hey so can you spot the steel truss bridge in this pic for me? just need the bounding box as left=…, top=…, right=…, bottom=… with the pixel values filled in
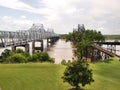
left=91, top=42, right=120, bottom=61
left=0, top=24, right=59, bottom=53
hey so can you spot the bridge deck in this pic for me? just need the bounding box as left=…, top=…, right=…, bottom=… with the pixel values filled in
left=96, top=42, right=120, bottom=45
left=91, top=44, right=120, bottom=58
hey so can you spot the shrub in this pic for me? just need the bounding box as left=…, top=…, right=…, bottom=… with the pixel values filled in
left=15, top=49, right=24, bottom=53
left=61, top=59, right=67, bottom=65
left=7, top=53, right=26, bottom=63
left=16, top=49, right=30, bottom=57
left=1, top=49, right=13, bottom=63
left=27, top=54, right=39, bottom=62
left=67, top=60, right=71, bottom=65
left=48, top=57, right=55, bottom=63
left=40, top=52, right=49, bottom=62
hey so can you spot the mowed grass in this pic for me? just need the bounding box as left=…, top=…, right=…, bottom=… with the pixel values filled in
left=0, top=58, right=120, bottom=90
left=85, top=58, right=120, bottom=90
left=0, top=63, right=69, bottom=90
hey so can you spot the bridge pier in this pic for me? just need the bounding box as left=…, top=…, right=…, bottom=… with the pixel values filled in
left=47, top=38, right=52, bottom=47
left=47, top=37, right=59, bottom=47
left=91, top=45, right=113, bottom=62
left=101, top=52, right=110, bottom=60
left=32, top=40, right=43, bottom=53
left=91, top=48, right=102, bottom=61
left=12, top=44, right=29, bottom=52
left=107, top=45, right=116, bottom=54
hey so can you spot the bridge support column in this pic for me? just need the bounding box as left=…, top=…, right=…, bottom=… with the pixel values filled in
left=47, top=37, right=59, bottom=47
left=32, top=40, right=43, bottom=54
left=12, top=44, right=29, bottom=53
left=107, top=45, right=116, bottom=54
left=91, top=48, right=94, bottom=62
left=25, top=44, right=29, bottom=52
left=12, top=46, right=16, bottom=51
left=91, top=48, right=102, bottom=62
left=47, top=38, right=51, bottom=47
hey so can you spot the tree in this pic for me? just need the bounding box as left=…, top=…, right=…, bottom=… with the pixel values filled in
left=62, top=29, right=99, bottom=89
left=83, top=30, right=105, bottom=42
left=76, top=40, right=92, bottom=59
left=15, top=49, right=24, bottom=53
left=27, top=51, right=42, bottom=62
left=62, top=59, right=94, bottom=90
left=40, top=52, right=49, bottom=62
left=7, top=53, right=27, bottom=63
left=1, top=49, right=13, bottom=62
left=61, top=59, right=67, bottom=65
left=66, top=32, right=83, bottom=45
left=15, top=49, right=30, bottom=57
left=27, top=51, right=54, bottom=63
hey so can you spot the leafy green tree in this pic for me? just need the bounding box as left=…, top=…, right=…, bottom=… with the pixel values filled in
left=15, top=49, right=24, bottom=53
left=1, top=49, right=12, bottom=58
left=27, top=51, right=41, bottom=62
left=66, top=30, right=105, bottom=44
left=76, top=40, right=92, bottom=59
left=83, top=30, right=105, bottom=42
left=61, top=59, right=67, bottom=65
left=15, top=49, right=30, bottom=57
left=66, top=32, right=83, bottom=45
left=62, top=29, right=101, bottom=89
left=7, top=53, right=26, bottom=63
left=1, top=49, right=13, bottom=62
left=27, top=51, right=54, bottom=63
left=48, top=57, right=55, bottom=63
left=40, top=52, right=55, bottom=63
left=62, top=59, right=94, bottom=90
left=40, top=52, right=49, bottom=62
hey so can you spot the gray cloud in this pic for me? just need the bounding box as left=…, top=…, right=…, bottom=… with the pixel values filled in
left=0, top=0, right=120, bottom=34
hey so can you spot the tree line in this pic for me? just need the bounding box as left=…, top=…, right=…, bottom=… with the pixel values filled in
left=0, top=49, right=54, bottom=63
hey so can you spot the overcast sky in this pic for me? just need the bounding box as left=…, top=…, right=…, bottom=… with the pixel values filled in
left=0, top=0, right=120, bottom=34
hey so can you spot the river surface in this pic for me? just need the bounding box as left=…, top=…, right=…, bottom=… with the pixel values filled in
left=47, top=39, right=74, bottom=64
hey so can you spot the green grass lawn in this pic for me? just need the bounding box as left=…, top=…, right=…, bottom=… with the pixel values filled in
left=0, top=63, right=69, bottom=90
left=86, top=58, right=120, bottom=90
left=0, top=58, right=120, bottom=90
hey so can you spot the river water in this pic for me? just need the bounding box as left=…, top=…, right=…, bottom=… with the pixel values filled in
left=47, top=39, right=74, bottom=64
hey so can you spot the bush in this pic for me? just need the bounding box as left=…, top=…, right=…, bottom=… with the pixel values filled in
left=16, top=49, right=30, bottom=57
left=48, top=57, right=55, bottom=63
left=7, top=53, right=27, bottom=63
left=61, top=59, right=67, bottom=65
left=15, top=49, right=24, bottom=53
left=61, top=60, right=72, bottom=65
left=1, top=49, right=54, bottom=63
left=1, top=49, right=13, bottom=63
left=40, top=52, right=49, bottom=62
left=28, top=51, right=54, bottom=63
left=67, top=60, right=71, bottom=65
left=27, top=54, right=39, bottom=62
